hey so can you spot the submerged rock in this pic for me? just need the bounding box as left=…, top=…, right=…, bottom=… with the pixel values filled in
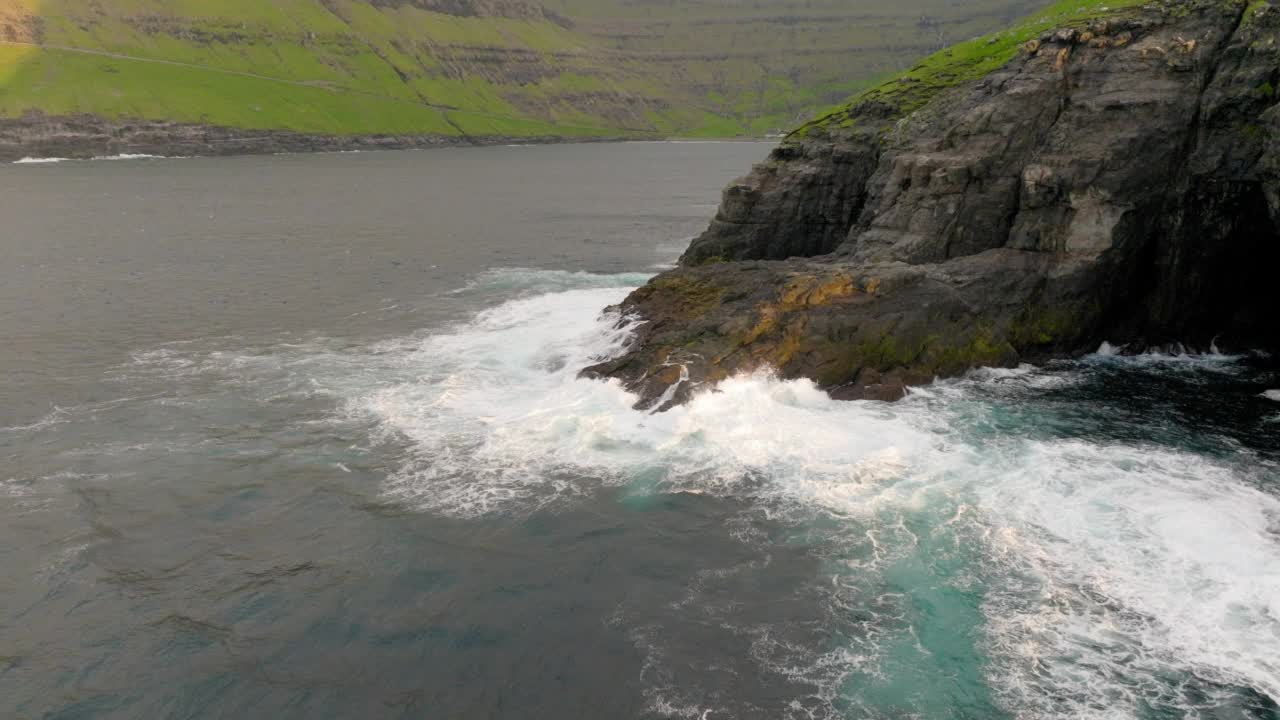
left=586, top=0, right=1280, bottom=409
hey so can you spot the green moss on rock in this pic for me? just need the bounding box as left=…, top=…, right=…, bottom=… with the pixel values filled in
left=1008, top=303, right=1098, bottom=349
left=637, top=274, right=728, bottom=321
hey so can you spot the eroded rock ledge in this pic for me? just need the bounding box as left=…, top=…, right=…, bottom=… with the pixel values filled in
left=586, top=0, right=1280, bottom=408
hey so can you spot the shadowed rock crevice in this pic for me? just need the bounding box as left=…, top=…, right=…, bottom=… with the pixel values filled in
left=587, top=0, right=1280, bottom=409
left=679, top=133, right=885, bottom=265
left=1132, top=179, right=1280, bottom=347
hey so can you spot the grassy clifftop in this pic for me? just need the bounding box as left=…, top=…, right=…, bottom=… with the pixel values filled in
left=1, top=0, right=1054, bottom=140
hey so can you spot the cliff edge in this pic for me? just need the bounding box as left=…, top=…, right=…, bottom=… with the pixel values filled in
left=586, top=0, right=1280, bottom=408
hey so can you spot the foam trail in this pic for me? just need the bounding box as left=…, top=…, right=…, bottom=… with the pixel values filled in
left=975, top=440, right=1280, bottom=717
left=0, top=407, right=72, bottom=433
left=1263, top=389, right=1280, bottom=402
left=13, top=153, right=179, bottom=165
left=92, top=153, right=175, bottom=161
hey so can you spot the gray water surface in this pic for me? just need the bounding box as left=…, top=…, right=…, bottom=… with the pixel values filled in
left=1, top=143, right=767, bottom=718
left=1, top=143, right=736, bottom=423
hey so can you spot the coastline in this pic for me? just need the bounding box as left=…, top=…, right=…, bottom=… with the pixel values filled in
left=0, top=113, right=659, bottom=163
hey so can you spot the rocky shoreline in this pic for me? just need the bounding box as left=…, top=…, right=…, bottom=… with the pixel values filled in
left=586, top=0, right=1280, bottom=408
left=0, top=113, right=632, bottom=162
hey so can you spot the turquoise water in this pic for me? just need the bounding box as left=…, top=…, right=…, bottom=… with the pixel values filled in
left=2, top=145, right=1278, bottom=719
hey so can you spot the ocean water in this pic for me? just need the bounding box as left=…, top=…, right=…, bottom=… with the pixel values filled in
left=1, top=144, right=1278, bottom=719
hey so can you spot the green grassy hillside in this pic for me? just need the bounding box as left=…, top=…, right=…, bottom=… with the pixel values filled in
left=0, top=0, right=1053, bottom=140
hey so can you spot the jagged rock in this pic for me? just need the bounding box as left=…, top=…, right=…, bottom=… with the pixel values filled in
left=586, top=0, right=1280, bottom=409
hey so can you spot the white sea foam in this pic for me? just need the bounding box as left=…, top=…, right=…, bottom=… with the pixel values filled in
left=0, top=407, right=73, bottom=433
left=94, top=153, right=171, bottom=161
left=338, top=271, right=1279, bottom=716
left=974, top=440, right=1280, bottom=716
left=1095, top=340, right=1125, bottom=356
left=448, top=266, right=654, bottom=296
left=94, top=268, right=1279, bottom=716
left=353, top=285, right=645, bottom=515
left=356, top=295, right=940, bottom=518
left=1081, top=343, right=1249, bottom=388
left=951, top=362, right=1082, bottom=392
left=1087, top=341, right=1244, bottom=366
left=1263, top=389, right=1280, bottom=402
left=13, top=153, right=179, bottom=164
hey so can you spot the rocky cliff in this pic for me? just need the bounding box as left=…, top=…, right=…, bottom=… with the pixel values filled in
left=586, top=0, right=1280, bottom=408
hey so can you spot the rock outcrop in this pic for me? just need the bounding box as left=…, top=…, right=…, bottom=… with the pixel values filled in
left=587, top=0, right=1280, bottom=408
left=371, top=0, right=572, bottom=25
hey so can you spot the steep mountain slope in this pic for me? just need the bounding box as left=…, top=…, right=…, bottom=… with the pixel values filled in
left=586, top=0, right=1280, bottom=407
left=0, top=0, right=1047, bottom=155
left=545, top=0, right=1050, bottom=133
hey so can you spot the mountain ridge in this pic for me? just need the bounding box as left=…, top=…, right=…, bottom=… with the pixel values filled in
left=0, top=0, right=1048, bottom=157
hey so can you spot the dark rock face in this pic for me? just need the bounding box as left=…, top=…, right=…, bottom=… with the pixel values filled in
left=678, top=129, right=884, bottom=265
left=588, top=0, right=1280, bottom=409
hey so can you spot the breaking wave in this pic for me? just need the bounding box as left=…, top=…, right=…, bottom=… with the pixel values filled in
left=334, top=271, right=1279, bottom=717
left=108, top=268, right=1280, bottom=718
